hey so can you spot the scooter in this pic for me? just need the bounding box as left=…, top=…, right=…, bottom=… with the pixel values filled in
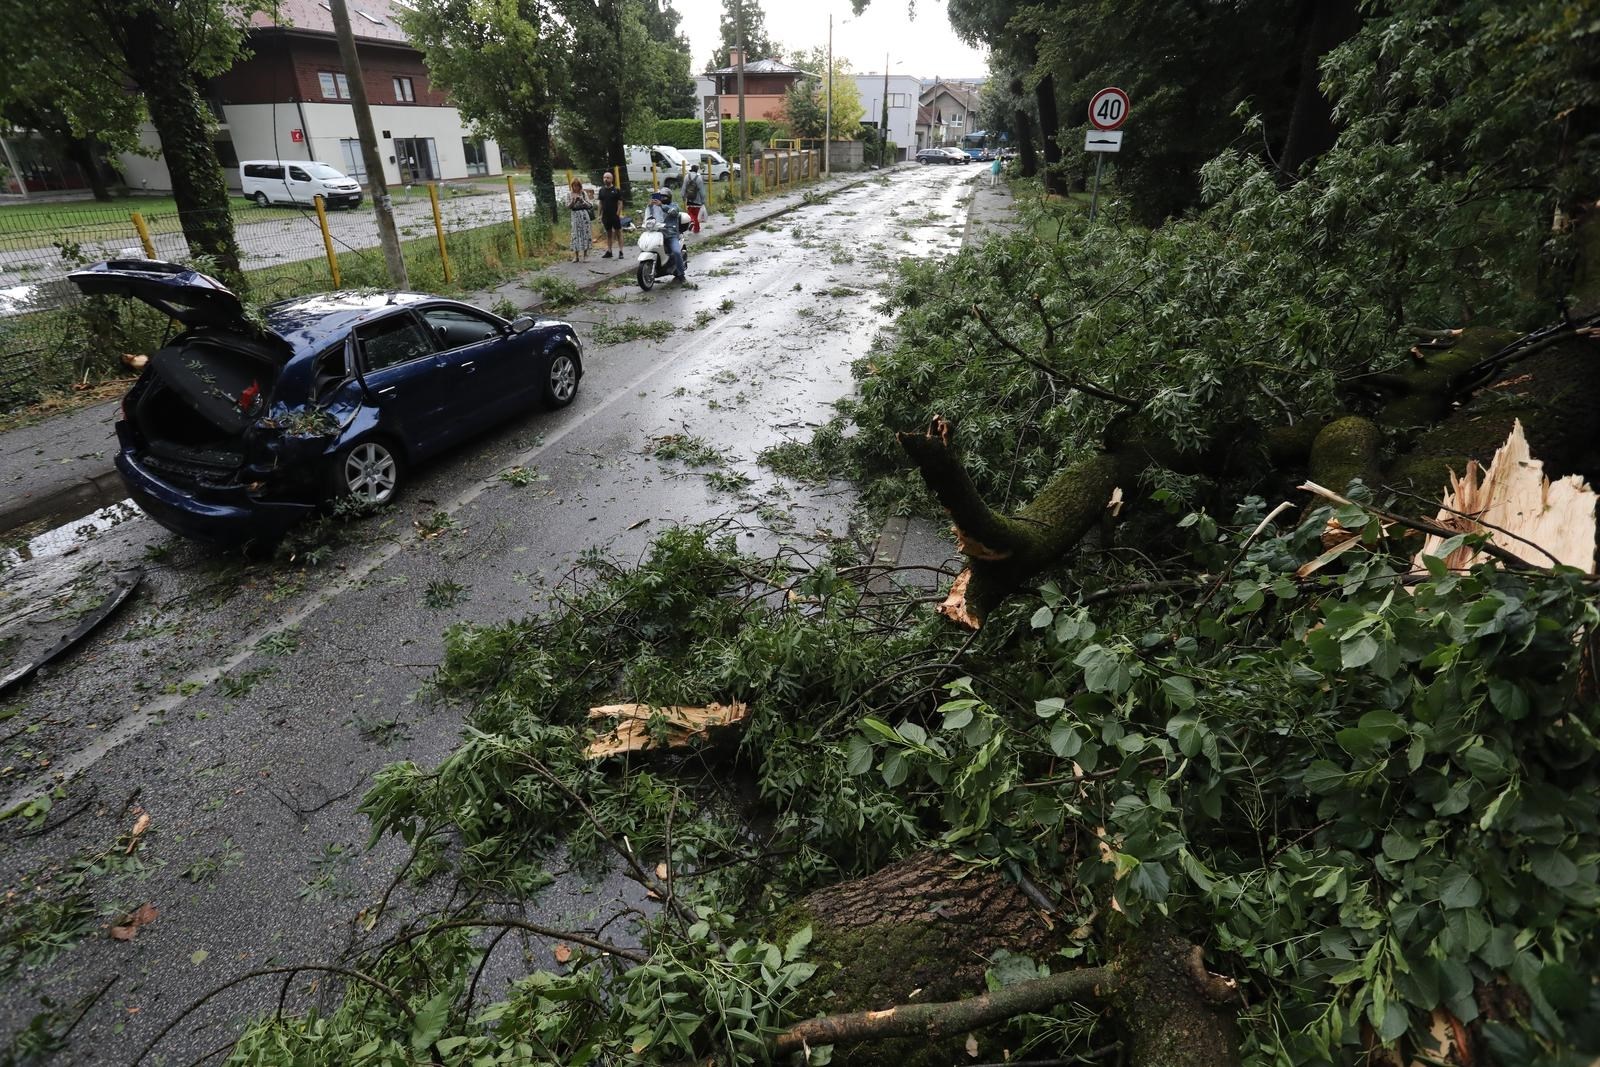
left=636, top=213, right=691, bottom=291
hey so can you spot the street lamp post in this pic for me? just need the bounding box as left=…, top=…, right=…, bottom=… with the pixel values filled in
left=881, top=54, right=890, bottom=167
left=824, top=14, right=832, bottom=175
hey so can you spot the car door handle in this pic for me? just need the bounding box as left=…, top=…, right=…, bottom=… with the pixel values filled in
left=377, top=386, right=396, bottom=397
left=460, top=361, right=476, bottom=373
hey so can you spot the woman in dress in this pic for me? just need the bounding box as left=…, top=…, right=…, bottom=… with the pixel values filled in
left=568, top=178, right=594, bottom=261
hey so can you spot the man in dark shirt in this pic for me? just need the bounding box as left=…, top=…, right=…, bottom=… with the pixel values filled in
left=597, top=170, right=625, bottom=259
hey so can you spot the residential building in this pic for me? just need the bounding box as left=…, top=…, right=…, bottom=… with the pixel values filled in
left=112, top=0, right=501, bottom=194
left=701, top=50, right=816, bottom=124
left=855, top=73, right=922, bottom=161
left=919, top=81, right=982, bottom=146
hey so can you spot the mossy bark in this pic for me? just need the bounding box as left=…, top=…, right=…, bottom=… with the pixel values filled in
left=898, top=417, right=1134, bottom=627
left=1108, top=925, right=1242, bottom=1067
left=1383, top=336, right=1600, bottom=491
left=1308, top=414, right=1382, bottom=491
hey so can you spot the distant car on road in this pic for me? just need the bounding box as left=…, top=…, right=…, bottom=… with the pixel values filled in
left=916, top=148, right=963, bottom=165
left=67, top=260, right=584, bottom=544
left=679, top=148, right=742, bottom=182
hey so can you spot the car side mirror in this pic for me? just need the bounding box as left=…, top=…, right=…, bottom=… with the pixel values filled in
left=508, top=315, right=536, bottom=334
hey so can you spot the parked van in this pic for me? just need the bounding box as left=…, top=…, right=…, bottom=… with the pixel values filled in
left=240, top=160, right=364, bottom=209
left=679, top=149, right=741, bottom=182
left=623, top=145, right=691, bottom=189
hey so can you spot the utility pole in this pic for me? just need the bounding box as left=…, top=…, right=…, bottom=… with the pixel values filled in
left=824, top=14, right=832, bottom=175
left=736, top=0, right=748, bottom=198
left=881, top=53, right=891, bottom=167
left=330, top=0, right=406, bottom=287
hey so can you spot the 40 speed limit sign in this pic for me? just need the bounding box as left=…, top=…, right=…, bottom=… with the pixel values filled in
left=1088, top=86, right=1130, bottom=131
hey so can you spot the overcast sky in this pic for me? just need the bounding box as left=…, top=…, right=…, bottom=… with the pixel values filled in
left=670, top=0, right=989, bottom=81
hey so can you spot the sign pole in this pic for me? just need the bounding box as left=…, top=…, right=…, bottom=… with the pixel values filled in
left=1088, top=154, right=1104, bottom=223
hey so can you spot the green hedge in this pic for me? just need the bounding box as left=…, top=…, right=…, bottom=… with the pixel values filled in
left=653, top=118, right=784, bottom=153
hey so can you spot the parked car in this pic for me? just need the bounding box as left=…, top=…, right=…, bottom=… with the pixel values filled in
left=66, top=260, right=583, bottom=544
left=240, top=160, right=363, bottom=208
left=916, top=148, right=962, bottom=165
left=679, top=148, right=742, bottom=182
left=623, top=144, right=692, bottom=188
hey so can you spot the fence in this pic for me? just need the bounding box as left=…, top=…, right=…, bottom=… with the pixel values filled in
left=0, top=179, right=557, bottom=412
left=0, top=153, right=825, bottom=413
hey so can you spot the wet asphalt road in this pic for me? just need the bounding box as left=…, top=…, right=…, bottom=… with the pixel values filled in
left=0, top=163, right=978, bottom=1064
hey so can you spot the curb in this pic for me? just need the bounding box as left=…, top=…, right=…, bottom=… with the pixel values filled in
left=0, top=169, right=901, bottom=540
left=0, top=468, right=127, bottom=540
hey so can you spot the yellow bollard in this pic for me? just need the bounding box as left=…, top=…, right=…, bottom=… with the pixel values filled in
left=506, top=174, right=525, bottom=259
left=565, top=168, right=573, bottom=188
left=130, top=212, right=156, bottom=259
left=613, top=165, right=621, bottom=189
left=428, top=183, right=452, bottom=285
left=651, top=162, right=658, bottom=190
left=312, top=195, right=341, bottom=287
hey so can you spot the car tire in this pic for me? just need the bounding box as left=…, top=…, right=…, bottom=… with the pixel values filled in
left=543, top=347, right=580, bottom=408
left=328, top=438, right=405, bottom=508
left=253, top=191, right=270, bottom=207
left=638, top=262, right=655, bottom=291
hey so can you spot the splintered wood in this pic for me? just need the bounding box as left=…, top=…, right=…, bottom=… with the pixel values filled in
left=583, top=702, right=749, bottom=759
left=1412, top=420, right=1597, bottom=574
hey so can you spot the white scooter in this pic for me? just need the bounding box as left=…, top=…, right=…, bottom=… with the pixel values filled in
left=636, top=212, right=691, bottom=291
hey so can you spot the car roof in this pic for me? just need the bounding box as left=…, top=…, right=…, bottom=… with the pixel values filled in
left=261, top=291, right=437, bottom=355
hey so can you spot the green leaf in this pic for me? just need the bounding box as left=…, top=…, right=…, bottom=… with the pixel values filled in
left=1381, top=830, right=1420, bottom=861
left=1341, top=633, right=1379, bottom=668
left=1034, top=697, right=1066, bottom=719
left=1048, top=720, right=1083, bottom=759
left=1529, top=848, right=1579, bottom=888
left=1538, top=962, right=1587, bottom=1014
left=1160, top=676, right=1196, bottom=710
left=858, top=717, right=901, bottom=744
left=1029, top=606, right=1053, bottom=629
left=941, top=706, right=974, bottom=730
left=1303, top=760, right=1347, bottom=795
left=784, top=924, right=814, bottom=962
left=844, top=736, right=873, bottom=776
left=880, top=750, right=908, bottom=788
left=1438, top=866, right=1482, bottom=909
left=1487, top=678, right=1530, bottom=719
left=410, top=991, right=451, bottom=1051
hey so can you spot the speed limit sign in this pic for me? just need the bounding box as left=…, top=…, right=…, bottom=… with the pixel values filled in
left=1088, top=87, right=1130, bottom=131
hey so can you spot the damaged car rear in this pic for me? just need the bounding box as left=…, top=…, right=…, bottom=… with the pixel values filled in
left=69, top=260, right=584, bottom=544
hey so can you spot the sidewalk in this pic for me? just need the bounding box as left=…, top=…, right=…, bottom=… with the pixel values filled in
left=0, top=168, right=898, bottom=538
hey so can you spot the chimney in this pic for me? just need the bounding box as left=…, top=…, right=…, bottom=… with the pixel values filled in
left=729, top=47, right=744, bottom=67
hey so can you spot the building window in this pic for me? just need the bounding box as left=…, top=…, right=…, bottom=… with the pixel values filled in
left=888, top=93, right=909, bottom=108
left=463, top=137, right=488, bottom=176
left=318, top=71, right=350, bottom=100
left=393, top=76, right=416, bottom=103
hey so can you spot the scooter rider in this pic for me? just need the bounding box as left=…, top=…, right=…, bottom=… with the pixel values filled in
left=646, top=189, right=686, bottom=281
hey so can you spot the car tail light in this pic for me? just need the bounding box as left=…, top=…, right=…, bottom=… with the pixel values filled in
left=239, top=380, right=260, bottom=411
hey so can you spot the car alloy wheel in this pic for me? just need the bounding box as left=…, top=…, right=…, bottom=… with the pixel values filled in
left=545, top=349, right=579, bottom=407
left=342, top=441, right=400, bottom=505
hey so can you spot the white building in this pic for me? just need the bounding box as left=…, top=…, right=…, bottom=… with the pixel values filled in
left=855, top=74, right=922, bottom=161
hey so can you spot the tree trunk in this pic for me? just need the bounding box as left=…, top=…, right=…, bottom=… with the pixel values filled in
left=899, top=417, right=1135, bottom=628
left=522, top=113, right=557, bottom=224
left=1279, top=0, right=1361, bottom=175
left=65, top=138, right=112, bottom=201
left=1035, top=73, right=1063, bottom=196
left=113, top=13, right=241, bottom=278
left=1014, top=105, right=1038, bottom=179
left=772, top=850, right=1242, bottom=1067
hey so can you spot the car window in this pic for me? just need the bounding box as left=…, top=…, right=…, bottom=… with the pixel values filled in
left=359, top=314, right=436, bottom=372
left=421, top=306, right=501, bottom=350
left=305, top=163, right=343, bottom=179
left=312, top=343, right=349, bottom=402
left=289, top=166, right=311, bottom=182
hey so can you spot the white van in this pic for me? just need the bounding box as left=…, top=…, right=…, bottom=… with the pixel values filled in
left=623, top=145, right=691, bottom=189
left=240, top=160, right=364, bottom=209
left=678, top=149, right=742, bottom=182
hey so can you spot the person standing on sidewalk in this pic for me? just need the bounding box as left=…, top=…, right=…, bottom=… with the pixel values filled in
left=568, top=178, right=595, bottom=262
left=597, top=171, right=624, bottom=259
left=989, top=156, right=1002, bottom=187
left=683, top=165, right=705, bottom=234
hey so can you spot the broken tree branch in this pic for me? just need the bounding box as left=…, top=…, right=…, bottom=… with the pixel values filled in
left=971, top=304, right=1139, bottom=407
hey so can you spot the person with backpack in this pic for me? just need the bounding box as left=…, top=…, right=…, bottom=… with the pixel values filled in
left=683, top=165, right=705, bottom=234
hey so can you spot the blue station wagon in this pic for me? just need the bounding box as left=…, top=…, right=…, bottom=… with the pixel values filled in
left=69, top=260, right=584, bottom=543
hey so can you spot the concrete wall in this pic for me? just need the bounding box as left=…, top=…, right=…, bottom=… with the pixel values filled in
left=827, top=140, right=866, bottom=171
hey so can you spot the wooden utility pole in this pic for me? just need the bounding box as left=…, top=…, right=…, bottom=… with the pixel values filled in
left=736, top=0, right=748, bottom=197
left=824, top=14, right=832, bottom=175
left=330, top=0, right=406, bottom=287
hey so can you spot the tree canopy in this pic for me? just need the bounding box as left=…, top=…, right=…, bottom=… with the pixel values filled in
left=709, top=0, right=778, bottom=68
left=778, top=58, right=864, bottom=141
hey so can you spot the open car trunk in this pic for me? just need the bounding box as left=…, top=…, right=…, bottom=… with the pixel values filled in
left=130, top=336, right=282, bottom=484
